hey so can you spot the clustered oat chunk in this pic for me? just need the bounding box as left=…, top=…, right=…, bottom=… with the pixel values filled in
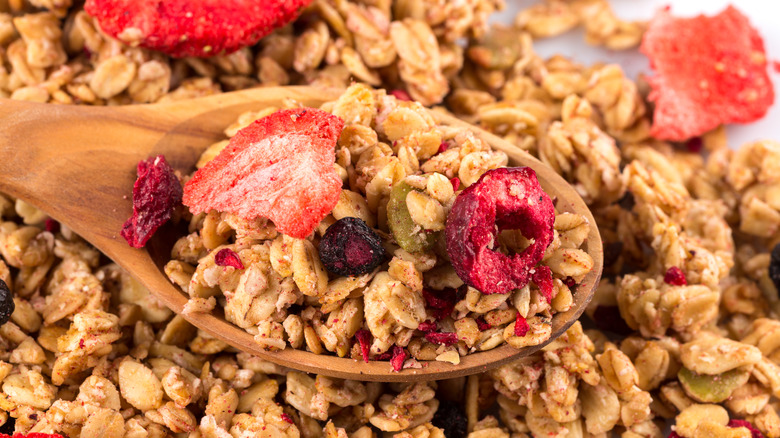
left=2, top=0, right=780, bottom=437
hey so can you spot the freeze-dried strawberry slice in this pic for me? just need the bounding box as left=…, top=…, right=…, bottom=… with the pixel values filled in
left=183, top=108, right=344, bottom=239
left=0, top=434, right=65, bottom=438
left=641, top=6, right=774, bottom=141
left=85, top=0, right=312, bottom=58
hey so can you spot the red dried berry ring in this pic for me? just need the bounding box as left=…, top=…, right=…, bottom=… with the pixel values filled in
left=445, top=167, right=555, bottom=295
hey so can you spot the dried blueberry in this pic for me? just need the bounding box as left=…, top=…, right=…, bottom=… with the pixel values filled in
left=770, top=243, right=780, bottom=293
left=319, top=217, right=385, bottom=277
left=432, top=400, right=468, bottom=438
left=0, top=279, right=13, bottom=326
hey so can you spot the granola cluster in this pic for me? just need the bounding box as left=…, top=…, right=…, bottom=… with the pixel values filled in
left=1, top=0, right=780, bottom=438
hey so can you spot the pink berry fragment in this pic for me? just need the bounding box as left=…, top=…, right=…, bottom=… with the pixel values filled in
left=417, top=321, right=437, bottom=332
left=280, top=413, right=294, bottom=424
left=355, top=329, right=372, bottom=363
left=728, top=420, right=765, bottom=438
left=121, top=155, right=182, bottom=248
left=449, top=177, right=461, bottom=192
left=390, top=346, right=407, bottom=372
left=476, top=317, right=491, bottom=331
left=390, top=89, right=412, bottom=101
left=664, top=266, right=687, bottom=286
left=423, top=288, right=458, bottom=320
left=531, top=265, right=554, bottom=303
left=425, top=332, right=458, bottom=346
left=514, top=313, right=529, bottom=337
left=44, top=218, right=59, bottom=233
left=215, top=248, right=244, bottom=270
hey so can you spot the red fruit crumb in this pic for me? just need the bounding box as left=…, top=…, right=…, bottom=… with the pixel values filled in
left=390, top=89, right=412, bottom=101
left=280, top=413, right=294, bottom=424
left=0, top=434, right=65, bottom=438
left=183, top=108, right=344, bottom=239
left=425, top=332, right=458, bottom=346
left=215, top=248, right=244, bottom=270
left=774, top=60, right=780, bottom=74
left=121, top=155, right=182, bottom=248
left=450, top=177, right=461, bottom=192
left=514, top=314, right=529, bottom=337
left=728, top=420, right=765, bottom=438
left=390, top=346, right=408, bottom=371
left=355, top=329, right=372, bottom=363
left=640, top=6, right=774, bottom=141
left=531, top=265, right=554, bottom=304
left=438, top=141, right=450, bottom=154
left=667, top=433, right=682, bottom=438
left=445, top=167, right=556, bottom=295
left=476, top=317, right=491, bottom=331
left=422, top=288, right=458, bottom=320
left=84, top=0, right=312, bottom=58
left=44, top=218, right=59, bottom=233
left=686, top=137, right=703, bottom=153
left=417, top=321, right=437, bottom=332
left=664, top=266, right=688, bottom=286
left=564, top=277, right=577, bottom=288
left=375, top=351, right=392, bottom=361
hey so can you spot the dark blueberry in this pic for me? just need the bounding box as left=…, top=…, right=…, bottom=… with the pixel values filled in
left=0, top=279, right=13, bottom=326
left=770, top=243, right=780, bottom=294
left=0, top=416, right=13, bottom=435
left=432, top=400, right=468, bottom=438
left=319, top=217, right=385, bottom=277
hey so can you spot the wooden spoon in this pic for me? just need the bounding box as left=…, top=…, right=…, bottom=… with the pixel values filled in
left=0, top=86, right=602, bottom=382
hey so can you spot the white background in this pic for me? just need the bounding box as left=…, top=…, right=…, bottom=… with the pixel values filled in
left=497, top=1, right=780, bottom=147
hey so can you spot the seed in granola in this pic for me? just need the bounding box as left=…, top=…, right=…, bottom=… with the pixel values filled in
left=214, top=248, right=245, bottom=270
left=0, top=279, right=14, bottom=325
left=319, top=217, right=385, bottom=277
left=425, top=331, right=458, bottom=346
left=770, top=243, right=780, bottom=293
left=678, top=367, right=750, bottom=403
left=431, top=400, right=468, bottom=438
left=664, top=266, right=688, bottom=286
left=445, top=167, right=555, bottom=295
left=388, top=181, right=440, bottom=253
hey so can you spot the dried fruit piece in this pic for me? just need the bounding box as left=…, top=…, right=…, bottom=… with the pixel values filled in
left=678, top=367, right=750, bottom=403
left=319, top=217, right=385, bottom=276
left=531, top=265, right=554, bottom=303
left=432, top=400, right=468, bottom=438
left=214, top=248, right=244, bottom=270
left=445, top=167, right=555, bottom=295
left=425, top=332, right=458, bottom=346
left=514, top=313, right=529, bottom=337
left=770, top=243, right=780, bottom=293
left=664, top=266, right=687, bottom=286
left=417, top=321, right=437, bottom=332
left=423, top=288, right=458, bottom=320
left=0, top=434, right=65, bottom=438
left=390, top=90, right=412, bottom=101
left=355, top=329, right=372, bottom=363
left=44, top=218, right=59, bottom=233
left=728, top=420, right=765, bottom=438
left=476, top=317, right=491, bottom=331
left=280, top=413, right=295, bottom=424
left=183, top=109, right=344, bottom=239
left=0, top=279, right=13, bottom=325
left=641, top=6, right=774, bottom=141
left=390, top=345, right=407, bottom=372
left=121, top=155, right=183, bottom=248
left=387, top=181, right=439, bottom=253
left=85, top=0, right=312, bottom=58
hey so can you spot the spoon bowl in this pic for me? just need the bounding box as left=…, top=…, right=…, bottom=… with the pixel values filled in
left=0, top=86, right=602, bottom=381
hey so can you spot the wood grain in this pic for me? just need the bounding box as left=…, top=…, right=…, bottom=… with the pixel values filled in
left=0, top=86, right=601, bottom=381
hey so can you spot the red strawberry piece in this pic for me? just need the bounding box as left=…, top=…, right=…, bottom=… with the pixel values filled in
left=531, top=265, right=554, bottom=304
left=476, top=317, right=491, bottom=331
left=422, top=288, right=458, bottom=320
left=183, top=108, right=344, bottom=239
left=728, top=420, right=765, bottom=438
left=121, top=155, right=182, bottom=248
left=84, top=0, right=312, bottom=58
left=355, top=329, right=372, bottom=363
left=664, top=266, right=687, bottom=286
left=445, top=167, right=556, bottom=295
left=280, top=413, right=295, bottom=424
left=390, top=90, right=412, bottom=101
left=641, top=6, right=774, bottom=141
left=417, top=321, right=437, bottom=333
left=44, top=218, right=59, bottom=233
left=214, top=248, right=244, bottom=270
left=0, top=434, right=65, bottom=438
left=425, top=332, right=458, bottom=346
left=390, top=346, right=407, bottom=372
left=514, top=313, right=529, bottom=337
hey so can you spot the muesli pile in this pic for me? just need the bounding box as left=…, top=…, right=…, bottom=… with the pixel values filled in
left=1, top=1, right=780, bottom=438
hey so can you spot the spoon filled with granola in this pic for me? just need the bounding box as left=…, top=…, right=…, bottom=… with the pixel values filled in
left=0, top=84, right=601, bottom=381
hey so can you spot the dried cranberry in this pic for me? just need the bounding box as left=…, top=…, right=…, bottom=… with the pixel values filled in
left=686, top=137, right=703, bottom=153
left=44, top=218, right=59, bottom=234
left=355, top=329, right=372, bottom=363
left=417, top=321, right=437, bottom=332
left=423, top=288, right=457, bottom=320
left=390, top=89, right=412, bottom=101
left=438, top=141, right=450, bottom=154
left=592, top=305, right=633, bottom=335
left=664, top=266, right=687, bottom=286
left=770, top=243, right=780, bottom=293
left=728, top=420, right=765, bottom=438
left=0, top=279, right=13, bottom=326
left=214, top=248, right=244, bottom=270
left=319, top=217, right=385, bottom=277
left=514, top=314, right=529, bottom=337
left=390, top=346, right=407, bottom=372
left=280, top=413, right=295, bottom=424
left=446, top=168, right=555, bottom=295
left=425, top=332, right=458, bottom=346
left=121, top=155, right=182, bottom=248
left=475, top=317, right=491, bottom=331
left=432, top=400, right=468, bottom=438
